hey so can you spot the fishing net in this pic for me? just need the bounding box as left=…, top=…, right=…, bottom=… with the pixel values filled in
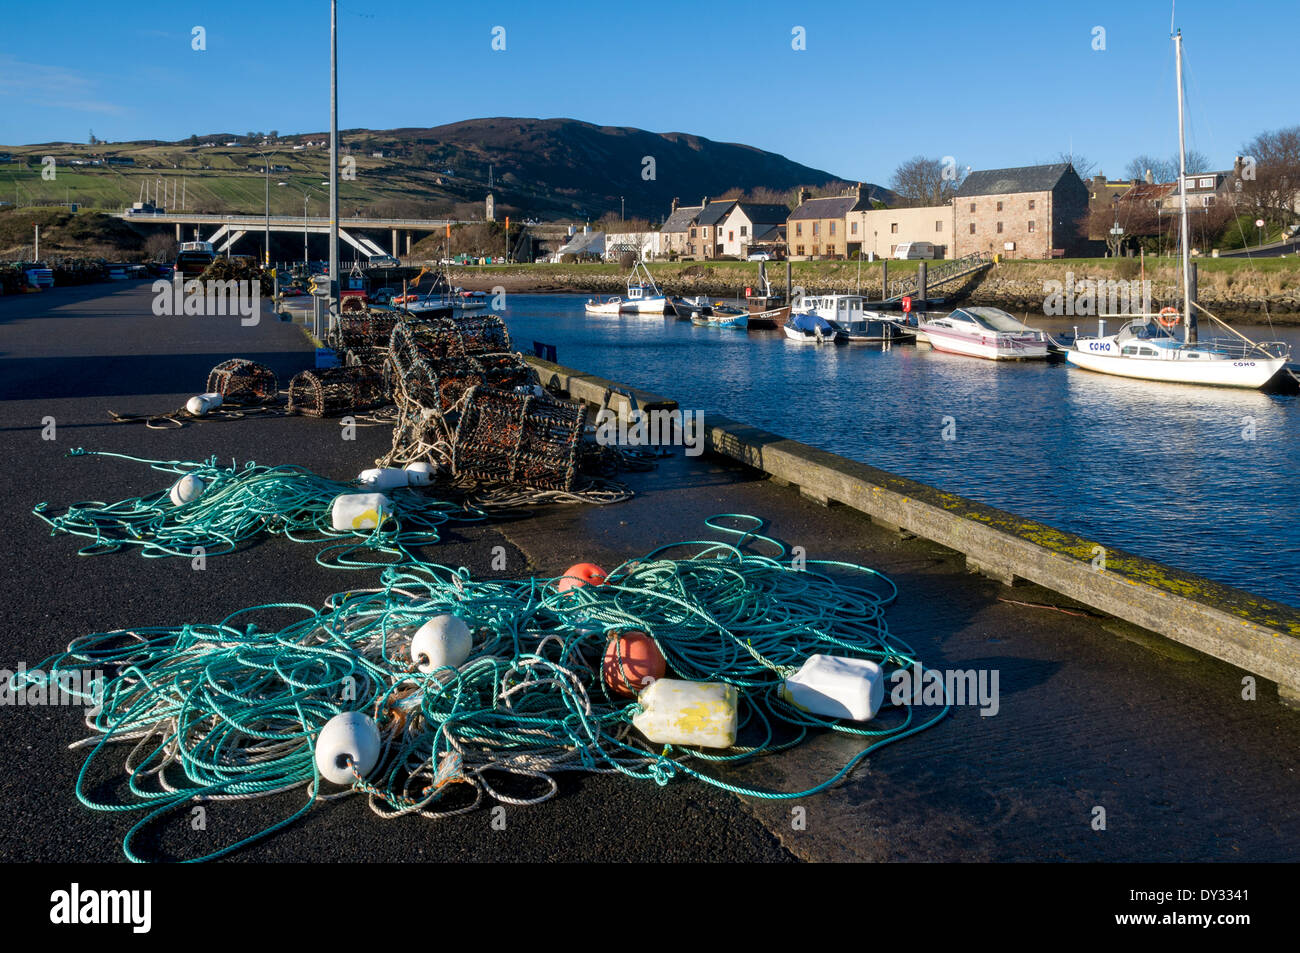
left=20, top=515, right=948, bottom=863
left=288, top=365, right=388, bottom=418
left=205, top=358, right=279, bottom=406
left=329, top=311, right=403, bottom=370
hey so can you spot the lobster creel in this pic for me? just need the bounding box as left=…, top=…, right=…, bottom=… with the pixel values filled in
left=287, top=365, right=388, bottom=417
left=205, top=359, right=279, bottom=406
left=451, top=385, right=584, bottom=491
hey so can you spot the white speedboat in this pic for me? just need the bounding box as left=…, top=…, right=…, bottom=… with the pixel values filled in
left=918, top=307, right=1049, bottom=360
left=1065, top=29, right=1292, bottom=390
left=783, top=311, right=841, bottom=344
left=585, top=295, right=625, bottom=315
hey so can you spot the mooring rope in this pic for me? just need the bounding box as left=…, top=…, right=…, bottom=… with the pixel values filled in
left=33, top=449, right=481, bottom=566
left=18, top=515, right=948, bottom=862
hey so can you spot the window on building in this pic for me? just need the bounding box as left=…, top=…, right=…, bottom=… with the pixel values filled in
left=1199, top=177, right=1213, bottom=188
left=796, top=245, right=805, bottom=256
left=740, top=225, right=747, bottom=236
left=702, top=227, right=709, bottom=237
left=969, top=223, right=976, bottom=234
left=1027, top=220, right=1036, bottom=232
left=795, top=223, right=802, bottom=237
left=890, top=223, right=898, bottom=233
left=812, top=244, right=819, bottom=255
left=996, top=201, right=1003, bottom=212
left=936, top=220, right=943, bottom=232
left=728, top=230, right=734, bottom=241
left=969, top=203, right=976, bottom=213
left=850, top=222, right=858, bottom=235
left=690, top=227, right=696, bottom=238
left=829, top=221, right=836, bottom=236
left=812, top=222, right=819, bottom=236
left=1028, top=199, right=1036, bottom=210
left=996, top=222, right=1003, bottom=233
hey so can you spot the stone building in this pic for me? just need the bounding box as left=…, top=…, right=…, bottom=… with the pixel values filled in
left=953, top=163, right=1090, bottom=259
left=786, top=184, right=871, bottom=259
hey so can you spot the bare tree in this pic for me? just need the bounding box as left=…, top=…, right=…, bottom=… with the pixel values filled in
left=1123, top=151, right=1212, bottom=183
left=888, top=156, right=963, bottom=207
left=1238, top=125, right=1300, bottom=225
left=1059, top=152, right=1098, bottom=179
left=143, top=232, right=178, bottom=261
left=1081, top=195, right=1162, bottom=256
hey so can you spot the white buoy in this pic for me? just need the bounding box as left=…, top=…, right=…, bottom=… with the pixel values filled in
left=780, top=654, right=884, bottom=722
left=314, top=711, right=381, bottom=784
left=410, top=614, right=473, bottom=672
left=168, top=473, right=206, bottom=506
left=185, top=392, right=223, bottom=416
left=404, top=461, right=436, bottom=486
left=632, top=679, right=738, bottom=748
left=330, top=492, right=392, bottom=531
left=356, top=467, right=409, bottom=490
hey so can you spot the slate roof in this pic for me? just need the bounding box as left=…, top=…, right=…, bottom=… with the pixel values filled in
left=955, top=163, right=1076, bottom=197
left=734, top=202, right=792, bottom=225
left=787, top=193, right=867, bottom=221
left=697, top=200, right=737, bottom=228
left=661, top=205, right=703, bottom=233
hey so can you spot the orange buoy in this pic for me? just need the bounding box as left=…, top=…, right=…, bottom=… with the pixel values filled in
left=557, top=562, right=607, bottom=593
left=602, top=629, right=667, bottom=697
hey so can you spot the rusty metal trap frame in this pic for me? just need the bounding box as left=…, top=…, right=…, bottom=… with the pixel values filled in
left=287, top=364, right=388, bottom=418
left=205, top=359, right=279, bottom=406
left=450, top=384, right=584, bottom=491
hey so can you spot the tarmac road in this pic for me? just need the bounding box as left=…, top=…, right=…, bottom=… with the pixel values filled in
left=0, top=281, right=1296, bottom=863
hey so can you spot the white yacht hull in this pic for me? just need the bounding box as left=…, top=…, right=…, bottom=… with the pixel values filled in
left=1066, top=348, right=1287, bottom=388
left=621, top=296, right=670, bottom=314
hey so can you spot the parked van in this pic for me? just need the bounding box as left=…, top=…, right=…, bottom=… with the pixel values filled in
left=893, top=242, right=936, bottom=260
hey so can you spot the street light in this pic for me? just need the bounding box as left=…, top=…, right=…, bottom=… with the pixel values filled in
left=279, top=180, right=328, bottom=273
left=255, top=146, right=278, bottom=266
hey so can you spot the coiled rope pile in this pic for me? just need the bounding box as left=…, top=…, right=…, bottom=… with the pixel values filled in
left=32, top=449, right=479, bottom=568
left=20, top=515, right=947, bottom=862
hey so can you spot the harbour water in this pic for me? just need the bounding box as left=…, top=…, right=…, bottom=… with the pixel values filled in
left=499, top=293, right=1300, bottom=608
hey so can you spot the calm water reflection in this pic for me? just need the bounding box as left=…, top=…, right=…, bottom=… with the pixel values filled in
left=500, top=294, right=1300, bottom=607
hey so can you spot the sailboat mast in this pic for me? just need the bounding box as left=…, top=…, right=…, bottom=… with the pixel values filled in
left=1174, top=30, right=1195, bottom=344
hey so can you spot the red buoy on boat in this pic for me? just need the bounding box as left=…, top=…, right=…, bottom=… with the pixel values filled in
left=602, top=629, right=667, bottom=697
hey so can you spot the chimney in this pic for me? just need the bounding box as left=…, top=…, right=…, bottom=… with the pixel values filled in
left=854, top=181, right=864, bottom=199
left=671, top=197, right=679, bottom=212
left=1233, top=155, right=1244, bottom=178
left=701, top=196, right=710, bottom=208
left=798, top=187, right=811, bottom=204
left=1144, top=169, right=1154, bottom=184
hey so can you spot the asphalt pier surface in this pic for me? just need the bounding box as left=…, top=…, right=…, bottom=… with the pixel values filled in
left=1, top=283, right=1296, bottom=863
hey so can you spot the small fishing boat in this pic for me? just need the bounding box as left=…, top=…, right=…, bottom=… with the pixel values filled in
left=802, top=294, right=914, bottom=345
left=450, top=288, right=488, bottom=310
left=918, top=307, right=1049, bottom=360
left=621, top=259, right=671, bottom=314
left=692, top=310, right=748, bottom=329
left=585, top=295, right=625, bottom=315
left=672, top=295, right=712, bottom=319
left=783, top=311, right=841, bottom=344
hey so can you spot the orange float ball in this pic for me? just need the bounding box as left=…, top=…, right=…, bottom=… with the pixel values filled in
left=602, top=629, right=667, bottom=698
left=557, top=562, right=607, bottom=593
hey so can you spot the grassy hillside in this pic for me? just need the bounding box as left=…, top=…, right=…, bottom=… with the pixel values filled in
left=1, top=118, right=879, bottom=223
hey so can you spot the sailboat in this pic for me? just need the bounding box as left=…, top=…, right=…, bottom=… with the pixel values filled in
left=1067, top=29, right=1292, bottom=390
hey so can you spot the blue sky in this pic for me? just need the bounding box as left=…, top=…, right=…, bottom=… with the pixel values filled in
left=0, top=0, right=1295, bottom=186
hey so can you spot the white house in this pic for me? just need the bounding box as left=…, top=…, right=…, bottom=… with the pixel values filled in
left=553, top=228, right=605, bottom=261
left=604, top=231, right=663, bottom=261
left=716, top=203, right=790, bottom=257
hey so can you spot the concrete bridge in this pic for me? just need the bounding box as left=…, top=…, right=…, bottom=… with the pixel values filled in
left=117, top=211, right=472, bottom=258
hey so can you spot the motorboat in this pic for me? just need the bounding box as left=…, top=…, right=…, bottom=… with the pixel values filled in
left=917, top=307, right=1049, bottom=360
left=801, top=294, right=914, bottom=345
left=450, top=288, right=488, bottom=310
left=692, top=309, right=748, bottom=329
left=621, top=259, right=671, bottom=314
left=585, top=295, right=625, bottom=315
left=783, top=311, right=841, bottom=344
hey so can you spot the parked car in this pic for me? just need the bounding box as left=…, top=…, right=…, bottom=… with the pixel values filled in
left=368, top=254, right=400, bottom=268
left=746, top=252, right=772, bottom=261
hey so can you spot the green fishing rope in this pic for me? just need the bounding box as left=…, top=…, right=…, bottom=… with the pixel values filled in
left=21, top=517, right=949, bottom=862
left=32, top=449, right=482, bottom=568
